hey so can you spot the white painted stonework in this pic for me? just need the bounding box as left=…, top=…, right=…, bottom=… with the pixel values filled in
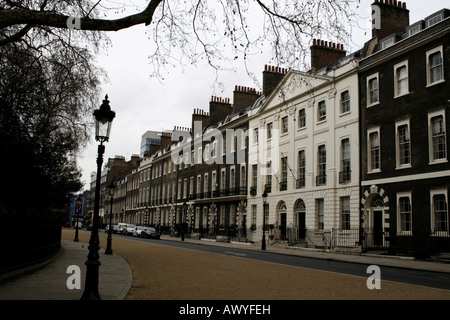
left=247, top=60, right=360, bottom=243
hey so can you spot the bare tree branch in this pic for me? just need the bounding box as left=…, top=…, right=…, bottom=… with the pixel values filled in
left=0, top=0, right=163, bottom=31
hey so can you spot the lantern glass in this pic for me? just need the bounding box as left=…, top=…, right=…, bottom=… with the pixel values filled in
left=93, top=95, right=115, bottom=143
left=95, top=118, right=112, bottom=142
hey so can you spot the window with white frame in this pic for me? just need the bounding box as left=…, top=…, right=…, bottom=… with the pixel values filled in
left=318, top=100, right=326, bottom=122
left=252, top=164, right=257, bottom=187
left=281, top=116, right=288, bottom=134
left=317, top=144, right=327, bottom=186
left=230, top=166, right=235, bottom=189
left=427, top=46, right=444, bottom=86
left=394, top=61, right=409, bottom=97
left=430, top=190, right=449, bottom=236
left=316, top=199, right=324, bottom=230
left=204, top=173, right=209, bottom=194
left=197, top=147, right=202, bottom=164
left=427, top=13, right=443, bottom=27
left=183, top=178, right=187, bottom=199
left=429, top=110, right=447, bottom=163
left=189, top=177, right=194, bottom=197
left=367, top=74, right=379, bottom=106
left=204, top=144, right=210, bottom=162
left=368, top=128, right=381, bottom=172
left=212, top=140, right=217, bottom=158
left=212, top=171, right=217, bottom=191
left=221, top=168, right=226, bottom=190
left=340, top=138, right=351, bottom=183
left=267, top=122, right=273, bottom=139
left=251, top=205, right=257, bottom=226
left=240, top=165, right=246, bottom=187
left=299, top=108, right=306, bottom=129
left=397, top=193, right=412, bottom=234
left=297, top=150, right=306, bottom=189
left=195, top=207, right=200, bottom=228
left=341, top=196, right=350, bottom=231
left=341, top=90, right=350, bottom=114
left=197, top=175, right=201, bottom=194
left=253, top=128, right=259, bottom=144
left=396, top=120, right=411, bottom=168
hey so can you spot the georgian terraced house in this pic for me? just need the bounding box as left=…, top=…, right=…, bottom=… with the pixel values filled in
left=247, top=48, right=361, bottom=249
left=90, top=1, right=450, bottom=258
left=359, top=1, right=450, bottom=256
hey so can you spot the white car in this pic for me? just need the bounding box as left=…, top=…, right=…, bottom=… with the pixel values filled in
left=117, top=223, right=127, bottom=234
left=132, top=226, right=145, bottom=237
left=122, top=224, right=136, bottom=236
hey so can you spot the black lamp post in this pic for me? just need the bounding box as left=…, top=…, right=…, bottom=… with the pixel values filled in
left=74, top=196, right=82, bottom=242
left=181, top=201, right=187, bottom=241
left=81, top=95, right=115, bottom=300
left=262, top=191, right=268, bottom=250
left=105, top=181, right=115, bottom=255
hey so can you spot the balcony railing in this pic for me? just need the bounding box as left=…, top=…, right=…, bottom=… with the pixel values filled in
left=339, top=170, right=351, bottom=184
left=316, top=174, right=327, bottom=186
left=296, top=178, right=305, bottom=189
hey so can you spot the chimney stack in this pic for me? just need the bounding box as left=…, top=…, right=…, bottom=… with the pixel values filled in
left=262, top=65, right=288, bottom=96
left=233, top=86, right=262, bottom=113
left=310, top=39, right=347, bottom=71
left=209, top=96, right=232, bottom=127
left=372, top=0, right=410, bottom=40
left=160, top=131, right=172, bottom=151
left=192, top=108, right=210, bottom=133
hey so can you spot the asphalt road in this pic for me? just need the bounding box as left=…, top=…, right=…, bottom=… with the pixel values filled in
left=128, top=236, right=450, bottom=291
left=62, top=230, right=450, bottom=301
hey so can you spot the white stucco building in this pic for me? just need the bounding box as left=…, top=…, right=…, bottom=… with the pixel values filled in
left=247, top=46, right=361, bottom=248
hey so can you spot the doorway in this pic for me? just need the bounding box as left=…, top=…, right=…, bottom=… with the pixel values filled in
left=297, top=212, right=306, bottom=240
left=373, top=210, right=383, bottom=246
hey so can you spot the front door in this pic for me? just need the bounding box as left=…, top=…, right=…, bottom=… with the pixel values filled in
left=280, top=213, right=286, bottom=239
left=298, top=212, right=306, bottom=240
left=373, top=210, right=383, bottom=246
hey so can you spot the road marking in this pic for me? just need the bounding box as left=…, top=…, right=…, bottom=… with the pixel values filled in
left=225, top=251, right=248, bottom=257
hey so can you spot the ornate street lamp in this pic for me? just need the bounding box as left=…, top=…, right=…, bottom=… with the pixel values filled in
left=105, top=181, right=115, bottom=255
left=81, top=95, right=115, bottom=300
left=262, top=191, right=268, bottom=250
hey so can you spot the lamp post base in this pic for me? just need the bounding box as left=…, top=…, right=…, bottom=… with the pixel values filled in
left=105, top=236, right=113, bottom=255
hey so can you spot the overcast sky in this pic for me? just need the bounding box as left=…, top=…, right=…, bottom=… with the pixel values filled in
left=77, top=0, right=450, bottom=190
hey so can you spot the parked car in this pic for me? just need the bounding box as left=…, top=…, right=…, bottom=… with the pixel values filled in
left=132, top=226, right=145, bottom=237
left=105, top=224, right=119, bottom=233
left=117, top=223, right=127, bottom=234
left=141, top=226, right=160, bottom=239
left=122, top=224, right=136, bottom=236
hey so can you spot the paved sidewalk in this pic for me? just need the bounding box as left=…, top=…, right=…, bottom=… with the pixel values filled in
left=0, top=240, right=132, bottom=300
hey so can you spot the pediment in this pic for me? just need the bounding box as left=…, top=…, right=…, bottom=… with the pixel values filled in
left=258, top=71, right=331, bottom=114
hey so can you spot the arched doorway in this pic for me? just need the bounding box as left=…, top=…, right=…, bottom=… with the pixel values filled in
left=361, top=185, right=390, bottom=250
left=277, top=201, right=287, bottom=239
left=294, top=199, right=306, bottom=240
